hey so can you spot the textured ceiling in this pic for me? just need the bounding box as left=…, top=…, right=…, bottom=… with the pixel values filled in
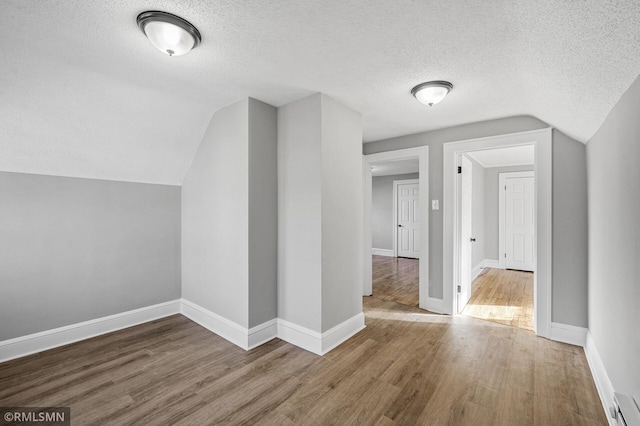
left=2, top=0, right=639, bottom=184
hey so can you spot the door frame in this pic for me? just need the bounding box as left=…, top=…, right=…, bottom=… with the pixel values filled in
left=363, top=146, right=430, bottom=311
left=393, top=179, right=419, bottom=258
left=443, top=128, right=552, bottom=338
left=499, top=171, right=535, bottom=270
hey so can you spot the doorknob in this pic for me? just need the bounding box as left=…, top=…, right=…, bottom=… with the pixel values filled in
left=398, top=224, right=403, bottom=227
left=470, top=237, right=476, bottom=242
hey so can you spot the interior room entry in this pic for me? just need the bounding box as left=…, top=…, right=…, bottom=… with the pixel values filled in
left=500, top=172, right=535, bottom=271
left=394, top=179, right=420, bottom=259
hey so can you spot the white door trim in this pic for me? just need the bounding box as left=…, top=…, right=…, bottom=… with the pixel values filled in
left=443, top=128, right=552, bottom=338
left=363, top=147, right=430, bottom=310
left=393, top=179, right=419, bottom=258
left=499, top=171, right=535, bottom=269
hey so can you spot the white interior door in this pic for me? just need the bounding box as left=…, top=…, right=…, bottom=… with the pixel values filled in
left=458, top=155, right=473, bottom=312
left=396, top=181, right=420, bottom=259
left=505, top=175, right=534, bottom=271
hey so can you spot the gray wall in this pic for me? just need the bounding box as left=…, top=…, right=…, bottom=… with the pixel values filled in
left=182, top=98, right=277, bottom=329
left=587, top=75, right=640, bottom=401
left=278, top=94, right=323, bottom=331
left=278, top=93, right=363, bottom=332
left=363, top=116, right=588, bottom=328
left=182, top=99, right=250, bottom=327
left=248, top=100, right=278, bottom=327
left=483, top=165, right=534, bottom=261
left=364, top=115, right=548, bottom=299
left=0, top=172, right=181, bottom=340
left=320, top=95, right=363, bottom=331
left=372, top=173, right=419, bottom=250
left=552, top=130, right=588, bottom=327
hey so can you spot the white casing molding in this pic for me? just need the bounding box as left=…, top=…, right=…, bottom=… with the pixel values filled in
left=372, top=248, right=394, bottom=257
left=549, top=322, right=588, bottom=347
left=443, top=128, right=552, bottom=339
left=585, top=332, right=616, bottom=426
left=180, top=299, right=278, bottom=351
left=364, top=146, right=429, bottom=307
left=425, top=297, right=444, bottom=314
left=277, top=313, right=366, bottom=356
left=0, top=300, right=181, bottom=363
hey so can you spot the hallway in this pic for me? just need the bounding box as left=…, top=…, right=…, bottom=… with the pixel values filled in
left=372, top=256, right=534, bottom=332
left=462, top=268, right=534, bottom=331
left=371, top=255, right=419, bottom=307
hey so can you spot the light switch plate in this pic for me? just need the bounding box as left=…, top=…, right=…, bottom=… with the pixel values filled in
left=431, top=200, right=439, bottom=210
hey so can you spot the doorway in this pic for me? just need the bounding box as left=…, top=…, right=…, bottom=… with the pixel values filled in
left=363, top=146, right=431, bottom=311
left=457, top=159, right=536, bottom=331
left=370, top=166, right=419, bottom=307
left=461, top=268, right=534, bottom=331
left=443, top=128, right=552, bottom=338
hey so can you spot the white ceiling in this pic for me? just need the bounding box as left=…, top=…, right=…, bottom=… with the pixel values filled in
left=467, top=145, right=534, bottom=168
left=371, top=159, right=419, bottom=177
left=2, top=1, right=639, bottom=184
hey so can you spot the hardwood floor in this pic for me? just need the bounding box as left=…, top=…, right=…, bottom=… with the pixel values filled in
left=0, top=298, right=606, bottom=424
left=372, top=254, right=419, bottom=307
left=462, top=268, right=534, bottom=331
left=371, top=254, right=534, bottom=332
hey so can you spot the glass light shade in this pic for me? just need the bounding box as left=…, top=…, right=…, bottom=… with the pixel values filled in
left=137, top=11, right=201, bottom=57
left=411, top=81, right=453, bottom=106
left=143, top=21, right=195, bottom=56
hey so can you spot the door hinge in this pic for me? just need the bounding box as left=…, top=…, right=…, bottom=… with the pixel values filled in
left=504, top=253, right=507, bottom=258
left=457, top=285, right=461, bottom=293
left=505, top=185, right=507, bottom=190
left=457, top=166, right=462, bottom=174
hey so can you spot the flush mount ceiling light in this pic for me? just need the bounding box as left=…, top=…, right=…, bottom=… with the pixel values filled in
left=137, top=11, right=201, bottom=57
left=411, top=81, right=453, bottom=107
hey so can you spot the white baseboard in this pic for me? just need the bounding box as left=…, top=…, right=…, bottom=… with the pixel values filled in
left=425, top=297, right=444, bottom=314
left=1, top=300, right=365, bottom=362
left=0, top=300, right=181, bottom=363
left=472, top=261, right=484, bottom=281
left=549, top=322, right=588, bottom=347
left=277, top=313, right=365, bottom=356
left=483, top=259, right=501, bottom=269
left=180, top=298, right=277, bottom=351
left=585, top=332, right=616, bottom=425
left=320, top=313, right=366, bottom=354
left=277, top=319, right=321, bottom=354
left=372, top=248, right=394, bottom=257
left=247, top=319, right=279, bottom=350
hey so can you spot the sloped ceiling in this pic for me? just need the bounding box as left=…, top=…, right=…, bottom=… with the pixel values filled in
left=2, top=0, right=639, bottom=184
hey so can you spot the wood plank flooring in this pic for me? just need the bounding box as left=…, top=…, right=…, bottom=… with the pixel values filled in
left=372, top=255, right=419, bottom=307
left=462, top=268, right=534, bottom=331
left=371, top=254, right=534, bottom=332
left=0, top=297, right=606, bottom=425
